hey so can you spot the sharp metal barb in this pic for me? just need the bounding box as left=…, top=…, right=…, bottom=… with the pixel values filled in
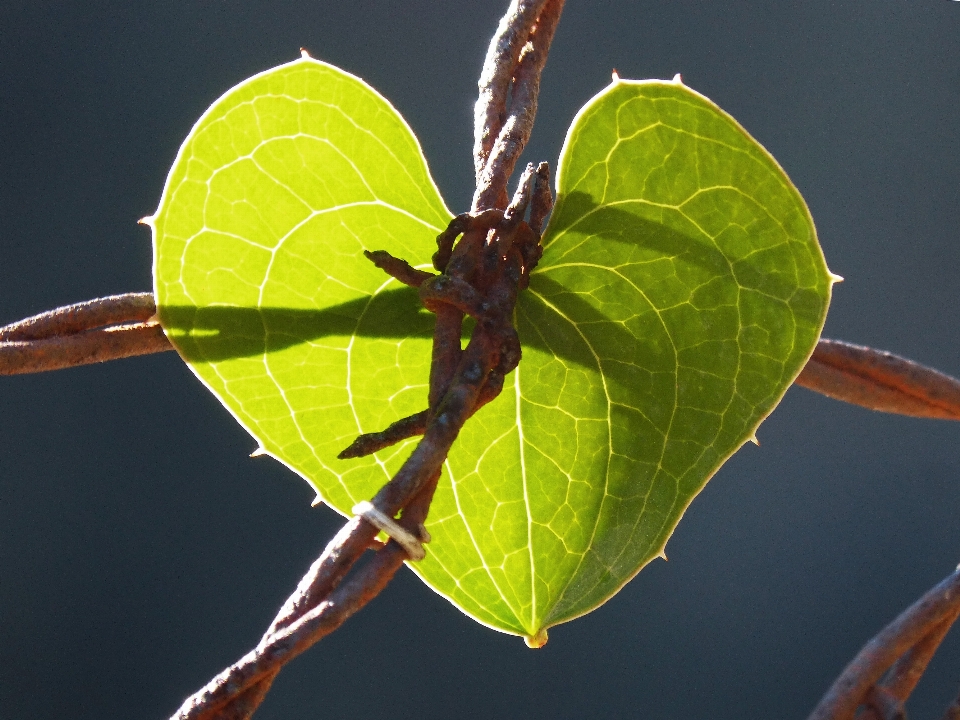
left=338, top=410, right=430, bottom=459
left=363, top=249, right=435, bottom=288
left=4, top=3, right=959, bottom=720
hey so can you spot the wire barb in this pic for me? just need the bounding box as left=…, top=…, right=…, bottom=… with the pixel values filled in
left=2, top=2, right=959, bottom=719
left=338, top=410, right=429, bottom=459
left=363, top=250, right=435, bottom=288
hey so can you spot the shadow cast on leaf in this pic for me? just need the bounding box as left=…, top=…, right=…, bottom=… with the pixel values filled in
left=160, top=287, right=433, bottom=363
left=161, top=191, right=792, bottom=373
left=547, top=190, right=800, bottom=303
left=159, top=282, right=639, bottom=374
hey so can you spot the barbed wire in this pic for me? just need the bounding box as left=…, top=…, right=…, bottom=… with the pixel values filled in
left=2, top=1, right=959, bottom=718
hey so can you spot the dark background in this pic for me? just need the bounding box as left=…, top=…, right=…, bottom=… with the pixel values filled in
left=2, top=1, right=959, bottom=718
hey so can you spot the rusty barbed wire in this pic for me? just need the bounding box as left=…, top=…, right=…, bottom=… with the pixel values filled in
left=807, top=567, right=960, bottom=720
left=3, top=1, right=960, bottom=719
left=168, top=2, right=562, bottom=717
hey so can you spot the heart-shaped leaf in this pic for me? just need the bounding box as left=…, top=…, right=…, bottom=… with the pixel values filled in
left=152, top=60, right=832, bottom=646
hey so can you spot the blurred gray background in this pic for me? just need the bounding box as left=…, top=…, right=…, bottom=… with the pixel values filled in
left=1, top=1, right=959, bottom=718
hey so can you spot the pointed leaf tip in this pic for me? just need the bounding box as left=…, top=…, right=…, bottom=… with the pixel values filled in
left=300, top=47, right=311, bottom=59
left=524, top=78, right=831, bottom=629
left=524, top=628, right=549, bottom=648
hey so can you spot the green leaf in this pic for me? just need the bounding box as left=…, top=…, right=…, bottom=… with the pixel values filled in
left=152, top=56, right=451, bottom=514
left=153, top=63, right=831, bottom=647
left=411, top=78, right=831, bottom=644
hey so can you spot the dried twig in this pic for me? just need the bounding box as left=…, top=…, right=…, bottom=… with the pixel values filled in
left=807, top=567, right=960, bottom=720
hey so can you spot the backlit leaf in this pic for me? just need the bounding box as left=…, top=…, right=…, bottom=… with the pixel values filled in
left=412, top=78, right=831, bottom=644
left=152, top=57, right=450, bottom=518
left=152, top=63, right=831, bottom=646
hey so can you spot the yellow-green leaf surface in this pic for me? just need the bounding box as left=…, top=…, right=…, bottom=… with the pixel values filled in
left=152, top=56, right=450, bottom=513
left=415, top=78, right=831, bottom=644
left=153, top=62, right=832, bottom=646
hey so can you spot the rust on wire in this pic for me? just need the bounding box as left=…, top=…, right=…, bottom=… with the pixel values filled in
left=796, top=338, right=960, bottom=421
left=807, top=567, right=960, bottom=720
left=473, top=0, right=565, bottom=212
left=362, top=250, right=435, bottom=288
left=0, top=292, right=156, bottom=341
left=2, top=1, right=959, bottom=718
left=337, top=410, right=429, bottom=459
left=473, top=0, right=552, bottom=184
left=0, top=292, right=174, bottom=375
left=172, top=542, right=411, bottom=720
left=875, top=611, right=959, bottom=709
left=0, top=322, right=171, bottom=376
left=168, top=2, right=564, bottom=717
